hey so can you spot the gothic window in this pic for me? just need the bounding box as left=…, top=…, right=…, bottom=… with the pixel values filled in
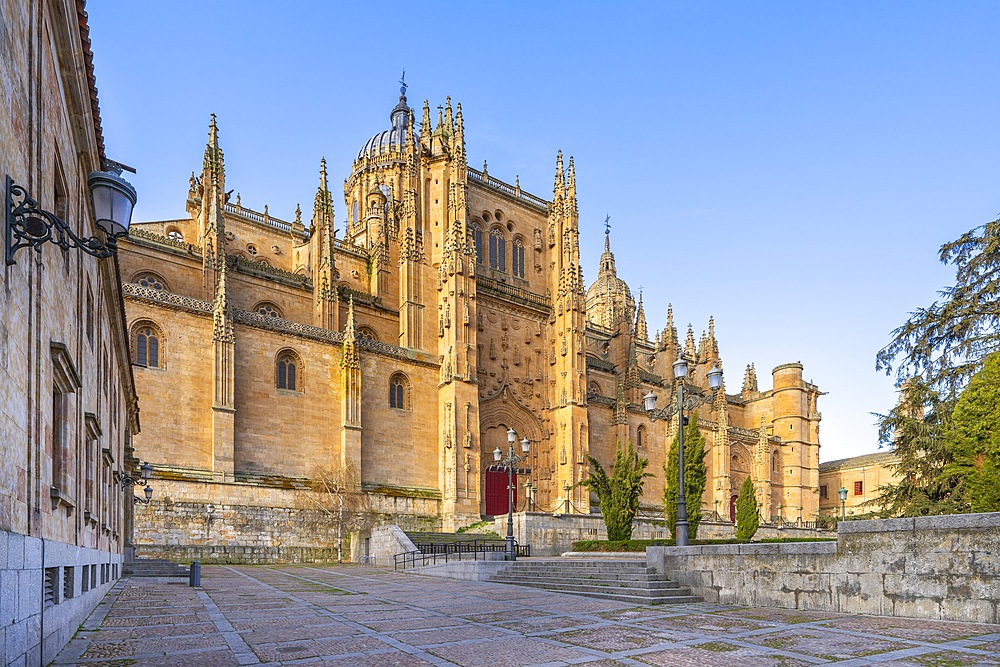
left=472, top=223, right=484, bottom=265
left=587, top=381, right=601, bottom=398
left=389, top=373, right=410, bottom=410
left=132, top=321, right=163, bottom=368
left=353, top=200, right=358, bottom=223
left=489, top=227, right=506, bottom=272
left=772, top=450, right=780, bottom=473
left=636, top=425, right=647, bottom=450
left=357, top=326, right=379, bottom=342
left=166, top=227, right=183, bottom=242
left=512, top=238, right=526, bottom=278
left=276, top=350, right=302, bottom=392
left=133, top=272, right=168, bottom=291
left=254, top=302, right=282, bottom=318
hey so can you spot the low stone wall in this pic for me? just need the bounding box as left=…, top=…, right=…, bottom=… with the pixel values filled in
left=648, top=512, right=1000, bottom=623
left=368, top=525, right=417, bottom=567
left=489, top=513, right=827, bottom=556
left=135, top=544, right=340, bottom=564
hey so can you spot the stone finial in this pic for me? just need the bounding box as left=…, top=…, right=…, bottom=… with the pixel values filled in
left=553, top=151, right=565, bottom=200
left=685, top=324, right=696, bottom=358
left=635, top=292, right=648, bottom=342
left=482, top=160, right=489, bottom=179
left=743, top=363, right=758, bottom=394
left=202, top=113, right=225, bottom=188
left=567, top=156, right=576, bottom=201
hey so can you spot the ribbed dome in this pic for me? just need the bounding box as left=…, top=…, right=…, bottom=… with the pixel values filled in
left=357, top=94, right=410, bottom=160
left=585, top=231, right=636, bottom=329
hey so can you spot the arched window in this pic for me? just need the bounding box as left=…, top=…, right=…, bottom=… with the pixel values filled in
left=254, top=302, right=282, bottom=318
left=357, top=326, right=379, bottom=342
left=353, top=200, right=358, bottom=223
left=132, top=321, right=163, bottom=368
left=512, top=238, right=526, bottom=278
left=472, top=224, right=484, bottom=265
left=587, top=381, right=601, bottom=398
left=636, top=425, right=647, bottom=450
left=389, top=373, right=409, bottom=410
left=772, top=449, right=780, bottom=473
left=166, top=228, right=183, bottom=242
left=133, top=272, right=168, bottom=291
left=276, top=350, right=302, bottom=392
left=489, top=227, right=506, bottom=272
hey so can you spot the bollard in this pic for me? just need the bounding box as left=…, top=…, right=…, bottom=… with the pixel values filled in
left=189, top=560, right=201, bottom=587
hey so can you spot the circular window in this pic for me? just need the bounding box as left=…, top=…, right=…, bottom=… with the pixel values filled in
left=256, top=303, right=281, bottom=318
left=247, top=243, right=258, bottom=256
left=135, top=274, right=166, bottom=291
left=166, top=229, right=183, bottom=242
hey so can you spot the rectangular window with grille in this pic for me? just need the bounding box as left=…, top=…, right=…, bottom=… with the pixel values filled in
left=820, top=485, right=828, bottom=500
left=854, top=480, right=864, bottom=495
left=44, top=567, right=58, bottom=607
left=82, top=565, right=90, bottom=592
left=63, top=566, right=75, bottom=600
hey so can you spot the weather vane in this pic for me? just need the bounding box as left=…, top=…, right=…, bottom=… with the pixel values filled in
left=604, top=214, right=611, bottom=235
left=399, top=69, right=407, bottom=96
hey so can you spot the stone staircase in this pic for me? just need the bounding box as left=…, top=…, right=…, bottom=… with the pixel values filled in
left=123, top=558, right=190, bottom=578
left=404, top=531, right=507, bottom=551
left=489, top=559, right=701, bottom=605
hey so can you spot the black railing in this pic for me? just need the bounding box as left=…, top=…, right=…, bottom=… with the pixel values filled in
left=393, top=540, right=531, bottom=570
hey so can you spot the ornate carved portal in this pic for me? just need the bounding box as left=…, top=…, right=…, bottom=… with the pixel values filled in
left=479, top=386, right=545, bottom=516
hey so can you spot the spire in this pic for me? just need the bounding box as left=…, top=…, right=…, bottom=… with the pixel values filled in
left=666, top=304, right=678, bottom=349
left=743, top=363, right=758, bottom=394
left=212, top=256, right=233, bottom=343
left=454, top=102, right=466, bottom=164
left=598, top=219, right=617, bottom=278
left=567, top=156, right=577, bottom=209
left=685, top=324, right=696, bottom=358
left=552, top=151, right=565, bottom=200
left=444, top=96, right=453, bottom=130
left=420, top=99, right=432, bottom=148
left=202, top=114, right=225, bottom=187
left=342, top=297, right=360, bottom=369
left=707, top=316, right=718, bottom=362
left=635, top=291, right=648, bottom=341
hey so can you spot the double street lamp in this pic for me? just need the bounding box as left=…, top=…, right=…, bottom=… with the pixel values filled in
left=122, top=461, right=154, bottom=504
left=493, top=428, right=530, bottom=561
left=643, top=356, right=723, bottom=547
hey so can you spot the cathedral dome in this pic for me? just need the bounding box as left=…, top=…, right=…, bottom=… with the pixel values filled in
left=585, top=230, right=636, bottom=329
left=357, top=86, right=411, bottom=160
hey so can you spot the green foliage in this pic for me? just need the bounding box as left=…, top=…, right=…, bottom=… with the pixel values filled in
left=873, top=379, right=960, bottom=517
left=663, top=415, right=709, bottom=539
left=570, top=536, right=835, bottom=551
left=947, top=352, right=1000, bottom=513
left=579, top=440, right=651, bottom=541
left=735, top=477, right=759, bottom=541
left=876, top=219, right=1000, bottom=395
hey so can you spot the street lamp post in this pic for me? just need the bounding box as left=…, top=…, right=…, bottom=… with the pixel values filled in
left=644, top=357, right=723, bottom=547
left=493, top=428, right=530, bottom=561
left=838, top=487, right=848, bottom=521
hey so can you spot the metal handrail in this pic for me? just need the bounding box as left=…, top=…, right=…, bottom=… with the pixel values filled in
left=393, top=539, right=530, bottom=570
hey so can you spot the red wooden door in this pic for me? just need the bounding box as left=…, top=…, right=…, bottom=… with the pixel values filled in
left=485, top=466, right=517, bottom=516
left=729, top=495, right=738, bottom=522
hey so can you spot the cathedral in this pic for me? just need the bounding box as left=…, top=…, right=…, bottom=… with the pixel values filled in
left=120, top=82, right=822, bottom=552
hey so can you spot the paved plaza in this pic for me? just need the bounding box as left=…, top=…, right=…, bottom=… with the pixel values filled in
left=54, top=565, right=1000, bottom=666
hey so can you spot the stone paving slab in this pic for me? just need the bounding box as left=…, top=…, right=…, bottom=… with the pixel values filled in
left=53, top=564, right=1000, bottom=667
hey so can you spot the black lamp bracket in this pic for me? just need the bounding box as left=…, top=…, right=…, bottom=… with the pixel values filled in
left=5, top=175, right=118, bottom=265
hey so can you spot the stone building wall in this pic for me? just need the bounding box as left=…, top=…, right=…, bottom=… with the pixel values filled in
left=0, top=1, right=138, bottom=663
left=648, top=512, right=1000, bottom=623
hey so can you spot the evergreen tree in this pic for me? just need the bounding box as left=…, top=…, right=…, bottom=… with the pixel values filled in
left=663, top=415, right=709, bottom=539
left=872, top=379, right=960, bottom=517
left=876, top=219, right=1000, bottom=395
left=735, top=477, right=759, bottom=541
left=946, top=352, right=1000, bottom=513
left=580, top=441, right=650, bottom=541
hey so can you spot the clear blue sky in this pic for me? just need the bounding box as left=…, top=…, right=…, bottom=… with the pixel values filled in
left=88, top=1, right=1000, bottom=461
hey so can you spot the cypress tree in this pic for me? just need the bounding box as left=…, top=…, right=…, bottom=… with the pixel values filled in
left=663, top=415, right=709, bottom=539
left=946, top=352, right=1000, bottom=513
left=581, top=441, right=650, bottom=541
left=735, top=477, right=759, bottom=541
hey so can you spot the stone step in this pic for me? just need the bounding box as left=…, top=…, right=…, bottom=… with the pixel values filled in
left=492, top=579, right=700, bottom=605
left=502, top=563, right=656, bottom=573
left=491, top=573, right=684, bottom=589
left=124, top=559, right=189, bottom=578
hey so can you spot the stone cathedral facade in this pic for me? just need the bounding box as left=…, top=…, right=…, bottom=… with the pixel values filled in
left=120, top=86, right=822, bottom=552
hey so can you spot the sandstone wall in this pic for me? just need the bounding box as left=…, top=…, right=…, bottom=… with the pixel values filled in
left=648, top=512, right=1000, bottom=623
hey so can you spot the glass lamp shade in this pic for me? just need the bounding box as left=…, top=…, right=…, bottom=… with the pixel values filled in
left=140, top=462, right=152, bottom=480
left=520, top=437, right=530, bottom=454
left=493, top=447, right=502, bottom=462
left=88, top=170, right=137, bottom=238
left=838, top=487, right=848, bottom=501
left=507, top=427, right=516, bottom=443
left=707, top=366, right=723, bottom=390
left=673, top=357, right=688, bottom=379
left=643, top=391, right=657, bottom=412
left=143, top=485, right=153, bottom=501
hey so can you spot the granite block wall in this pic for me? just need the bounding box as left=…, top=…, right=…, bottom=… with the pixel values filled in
left=648, top=512, right=1000, bottom=623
